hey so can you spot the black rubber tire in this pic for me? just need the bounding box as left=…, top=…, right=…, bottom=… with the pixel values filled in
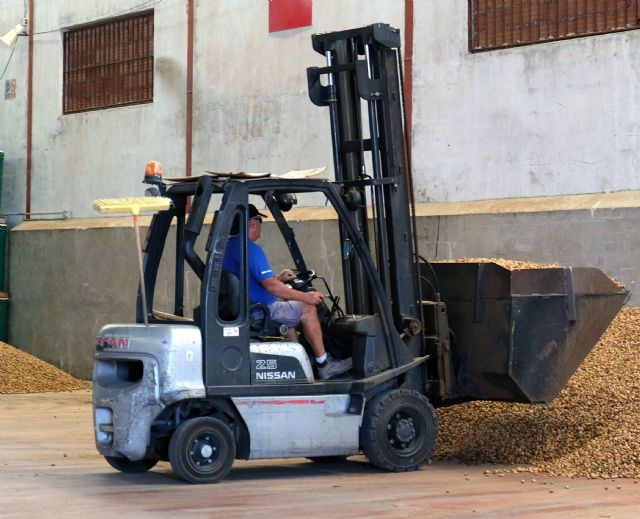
left=360, top=389, right=438, bottom=472
left=168, top=417, right=235, bottom=484
left=104, top=456, right=158, bottom=473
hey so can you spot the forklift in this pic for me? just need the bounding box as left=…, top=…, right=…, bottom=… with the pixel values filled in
left=93, top=24, right=627, bottom=483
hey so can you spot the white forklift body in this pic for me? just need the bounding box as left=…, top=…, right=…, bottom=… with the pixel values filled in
left=94, top=324, right=362, bottom=462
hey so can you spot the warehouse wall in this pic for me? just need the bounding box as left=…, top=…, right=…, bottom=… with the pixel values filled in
left=2, top=1, right=640, bottom=374
left=412, top=2, right=640, bottom=202
left=0, top=0, right=403, bottom=220
left=4, top=0, right=189, bottom=220
left=0, top=2, right=28, bottom=216
left=2, top=1, right=639, bottom=216
left=191, top=1, right=404, bottom=179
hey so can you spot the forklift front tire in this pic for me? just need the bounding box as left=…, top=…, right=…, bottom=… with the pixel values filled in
left=360, top=389, right=438, bottom=472
left=168, top=417, right=236, bottom=484
left=104, top=456, right=158, bottom=473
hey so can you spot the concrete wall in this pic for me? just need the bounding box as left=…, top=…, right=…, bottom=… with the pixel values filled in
left=8, top=215, right=346, bottom=378
left=412, top=2, right=640, bottom=201
left=420, top=209, right=640, bottom=296
left=9, top=222, right=139, bottom=376
left=10, top=193, right=637, bottom=379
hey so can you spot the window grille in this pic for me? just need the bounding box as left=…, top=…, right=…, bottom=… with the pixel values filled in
left=469, top=0, right=640, bottom=52
left=63, top=11, right=154, bottom=113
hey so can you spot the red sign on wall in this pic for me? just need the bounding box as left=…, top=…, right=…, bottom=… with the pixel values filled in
left=269, top=0, right=312, bottom=33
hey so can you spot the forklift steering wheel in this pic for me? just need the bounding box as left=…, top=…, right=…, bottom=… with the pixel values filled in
left=293, top=269, right=315, bottom=281
left=288, top=270, right=317, bottom=291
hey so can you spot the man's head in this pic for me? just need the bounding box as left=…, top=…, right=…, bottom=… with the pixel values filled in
left=248, top=204, right=267, bottom=221
left=247, top=204, right=267, bottom=241
left=230, top=204, right=267, bottom=240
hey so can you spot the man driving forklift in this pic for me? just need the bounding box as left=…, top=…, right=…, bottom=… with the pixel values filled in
left=222, top=204, right=352, bottom=380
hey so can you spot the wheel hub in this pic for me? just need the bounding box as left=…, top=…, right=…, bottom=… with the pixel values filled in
left=200, top=444, right=214, bottom=458
left=394, top=416, right=416, bottom=444
left=190, top=434, right=219, bottom=468
left=387, top=411, right=419, bottom=451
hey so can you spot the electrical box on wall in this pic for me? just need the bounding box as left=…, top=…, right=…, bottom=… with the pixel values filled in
left=4, top=79, right=16, bottom=100
left=269, top=0, right=312, bottom=32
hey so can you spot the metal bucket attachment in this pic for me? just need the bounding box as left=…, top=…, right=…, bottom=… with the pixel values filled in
left=422, top=262, right=628, bottom=403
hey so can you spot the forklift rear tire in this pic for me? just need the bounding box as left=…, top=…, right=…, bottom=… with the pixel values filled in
left=360, top=389, right=438, bottom=472
left=104, top=456, right=158, bottom=473
left=168, top=417, right=236, bottom=484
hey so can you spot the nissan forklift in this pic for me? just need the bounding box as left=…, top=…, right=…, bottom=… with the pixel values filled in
left=92, top=24, right=627, bottom=483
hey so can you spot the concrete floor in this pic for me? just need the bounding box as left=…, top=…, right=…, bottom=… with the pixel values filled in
left=0, top=390, right=638, bottom=519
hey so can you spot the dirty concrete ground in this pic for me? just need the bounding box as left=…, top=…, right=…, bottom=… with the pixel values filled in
left=0, top=390, right=638, bottom=519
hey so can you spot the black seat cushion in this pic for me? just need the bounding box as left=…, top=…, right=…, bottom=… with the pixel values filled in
left=219, top=270, right=286, bottom=337
left=219, top=270, right=240, bottom=321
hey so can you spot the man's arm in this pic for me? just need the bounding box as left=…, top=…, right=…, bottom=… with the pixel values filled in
left=261, top=277, right=324, bottom=306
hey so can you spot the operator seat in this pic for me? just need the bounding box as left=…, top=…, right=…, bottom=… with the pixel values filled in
left=219, top=270, right=240, bottom=321
left=219, top=270, right=287, bottom=338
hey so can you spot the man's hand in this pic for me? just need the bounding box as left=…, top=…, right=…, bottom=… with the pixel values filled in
left=303, top=291, right=325, bottom=306
left=278, top=269, right=296, bottom=282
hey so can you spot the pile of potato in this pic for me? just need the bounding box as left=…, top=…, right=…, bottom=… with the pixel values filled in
left=436, top=257, right=563, bottom=270
left=435, top=307, right=640, bottom=478
left=436, top=257, right=626, bottom=288
left=0, top=342, right=89, bottom=394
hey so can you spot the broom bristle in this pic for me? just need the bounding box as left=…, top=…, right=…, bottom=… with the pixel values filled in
left=92, top=197, right=172, bottom=215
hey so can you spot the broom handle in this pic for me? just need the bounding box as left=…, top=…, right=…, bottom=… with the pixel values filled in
left=133, top=214, right=149, bottom=326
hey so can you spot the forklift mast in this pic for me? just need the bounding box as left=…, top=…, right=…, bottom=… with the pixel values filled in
left=307, top=24, right=423, bottom=354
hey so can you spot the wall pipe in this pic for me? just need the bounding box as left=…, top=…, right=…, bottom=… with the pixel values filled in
left=26, top=0, right=34, bottom=219
left=186, top=0, right=194, bottom=178
left=404, top=0, right=414, bottom=157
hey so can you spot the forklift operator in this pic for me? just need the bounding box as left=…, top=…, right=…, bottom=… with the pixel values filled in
left=222, top=204, right=352, bottom=380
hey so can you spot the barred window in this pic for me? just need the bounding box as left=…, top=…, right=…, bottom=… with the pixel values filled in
left=469, top=1, right=640, bottom=52
left=63, top=11, right=154, bottom=113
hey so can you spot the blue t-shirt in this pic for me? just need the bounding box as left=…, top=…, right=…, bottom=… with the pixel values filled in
left=222, top=236, right=277, bottom=306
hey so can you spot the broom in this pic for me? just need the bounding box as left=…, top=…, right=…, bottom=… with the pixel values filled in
left=92, top=197, right=172, bottom=325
